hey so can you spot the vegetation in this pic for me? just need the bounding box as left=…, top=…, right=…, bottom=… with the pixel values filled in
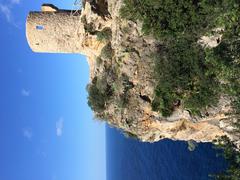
left=81, top=15, right=112, bottom=41
left=96, top=56, right=103, bottom=66
left=205, top=26, right=240, bottom=114
left=87, top=75, right=113, bottom=113
left=100, top=42, right=114, bottom=59
left=120, top=0, right=238, bottom=41
left=121, top=0, right=240, bottom=116
left=187, top=140, right=198, bottom=152
left=121, top=1, right=240, bottom=176
left=212, top=136, right=240, bottom=180
left=81, top=15, right=96, bottom=35
left=118, top=74, right=134, bottom=108
left=152, top=39, right=219, bottom=116
left=123, top=131, right=139, bottom=140
left=96, top=27, right=112, bottom=41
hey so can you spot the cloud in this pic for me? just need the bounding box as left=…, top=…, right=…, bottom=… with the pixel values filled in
left=21, top=89, right=30, bottom=97
left=56, top=118, right=64, bottom=137
left=0, top=4, right=11, bottom=22
left=23, top=128, right=33, bottom=140
left=0, top=0, right=21, bottom=26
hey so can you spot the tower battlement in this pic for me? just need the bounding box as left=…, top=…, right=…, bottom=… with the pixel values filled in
left=26, top=4, right=83, bottom=53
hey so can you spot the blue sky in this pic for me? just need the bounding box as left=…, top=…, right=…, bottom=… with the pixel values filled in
left=0, top=0, right=106, bottom=180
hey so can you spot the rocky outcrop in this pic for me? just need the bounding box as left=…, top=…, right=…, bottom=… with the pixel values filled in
left=83, top=0, right=240, bottom=147
left=27, top=1, right=240, bottom=148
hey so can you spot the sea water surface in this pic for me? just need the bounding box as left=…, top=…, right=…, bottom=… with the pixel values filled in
left=106, top=126, right=227, bottom=180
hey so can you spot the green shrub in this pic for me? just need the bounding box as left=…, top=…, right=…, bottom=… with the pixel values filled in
left=123, top=131, right=139, bottom=140
left=120, top=1, right=240, bottom=178
left=212, top=136, right=240, bottom=180
left=120, top=0, right=239, bottom=40
left=187, top=140, right=198, bottom=152
left=205, top=25, right=240, bottom=114
left=81, top=15, right=96, bottom=34
left=122, top=26, right=131, bottom=34
left=120, top=0, right=239, bottom=117
left=115, top=74, right=134, bottom=108
left=152, top=39, right=220, bottom=116
left=96, top=56, right=103, bottom=66
left=101, top=43, right=113, bottom=59
left=87, top=76, right=113, bottom=113
left=96, top=27, right=112, bottom=41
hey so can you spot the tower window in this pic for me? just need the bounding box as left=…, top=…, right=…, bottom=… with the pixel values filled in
left=36, top=25, right=44, bottom=30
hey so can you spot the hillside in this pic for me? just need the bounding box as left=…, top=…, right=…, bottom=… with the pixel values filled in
left=79, top=0, right=240, bottom=149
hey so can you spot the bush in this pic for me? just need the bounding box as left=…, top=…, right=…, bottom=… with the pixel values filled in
left=152, top=39, right=219, bottom=116
left=96, top=56, right=103, bottom=66
left=205, top=25, right=240, bottom=114
left=121, top=0, right=240, bottom=117
left=96, top=27, right=112, bottom=41
left=187, top=140, right=198, bottom=152
left=122, top=26, right=131, bottom=34
left=81, top=15, right=96, bottom=34
left=87, top=76, right=113, bottom=113
left=123, top=131, right=139, bottom=140
left=120, top=0, right=239, bottom=40
left=212, top=136, right=240, bottom=180
left=101, top=43, right=114, bottom=59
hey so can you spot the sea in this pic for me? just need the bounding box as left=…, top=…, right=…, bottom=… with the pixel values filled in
left=106, top=126, right=227, bottom=180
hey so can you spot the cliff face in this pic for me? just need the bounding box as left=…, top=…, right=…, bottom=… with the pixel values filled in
left=27, top=1, right=240, bottom=147
left=80, top=0, right=240, bottom=147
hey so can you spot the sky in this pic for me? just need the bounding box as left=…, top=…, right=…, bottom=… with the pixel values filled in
left=0, top=0, right=106, bottom=180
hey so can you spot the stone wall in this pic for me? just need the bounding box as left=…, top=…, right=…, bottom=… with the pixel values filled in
left=26, top=9, right=84, bottom=53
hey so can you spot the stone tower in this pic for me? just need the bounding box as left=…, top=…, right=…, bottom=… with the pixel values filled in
left=26, top=4, right=84, bottom=53
left=26, top=3, right=109, bottom=78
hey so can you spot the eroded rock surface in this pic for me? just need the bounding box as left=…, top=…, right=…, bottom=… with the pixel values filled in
left=26, top=1, right=240, bottom=148
left=82, top=1, right=240, bottom=147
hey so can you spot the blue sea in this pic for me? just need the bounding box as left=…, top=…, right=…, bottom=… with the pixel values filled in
left=106, top=126, right=227, bottom=180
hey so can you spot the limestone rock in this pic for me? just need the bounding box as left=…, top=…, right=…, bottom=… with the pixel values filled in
left=26, top=1, right=240, bottom=148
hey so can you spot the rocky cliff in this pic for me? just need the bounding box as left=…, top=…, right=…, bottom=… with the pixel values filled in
left=78, top=0, right=240, bottom=147
left=28, top=1, right=240, bottom=148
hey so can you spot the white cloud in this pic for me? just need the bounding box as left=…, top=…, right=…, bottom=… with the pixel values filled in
left=56, top=118, right=64, bottom=137
left=21, top=89, right=30, bottom=97
left=0, top=0, right=21, bottom=27
left=0, top=4, right=11, bottom=22
left=23, top=128, right=33, bottom=140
